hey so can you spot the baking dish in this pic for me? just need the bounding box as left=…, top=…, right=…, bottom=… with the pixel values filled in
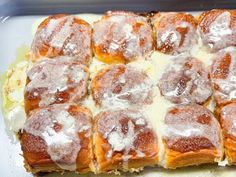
left=1, top=1, right=236, bottom=177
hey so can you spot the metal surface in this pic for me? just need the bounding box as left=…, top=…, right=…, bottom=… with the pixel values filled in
left=1, top=0, right=236, bottom=16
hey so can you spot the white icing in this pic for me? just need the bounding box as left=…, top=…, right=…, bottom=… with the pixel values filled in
left=192, top=41, right=214, bottom=67
left=4, top=45, right=222, bottom=172
left=92, top=64, right=154, bottom=108
left=143, top=89, right=172, bottom=167
left=50, top=17, right=75, bottom=49
left=199, top=11, right=236, bottom=51
left=158, top=55, right=212, bottom=104
left=26, top=57, right=88, bottom=107
left=129, top=51, right=175, bottom=167
left=210, top=47, right=236, bottom=104
left=127, top=50, right=221, bottom=167
left=218, top=158, right=229, bottom=166
left=153, top=13, right=198, bottom=55
left=24, top=104, right=91, bottom=171
left=135, top=118, right=146, bottom=125
left=31, top=15, right=92, bottom=65
left=89, top=57, right=108, bottom=78
left=209, top=12, right=232, bottom=38
left=221, top=103, right=236, bottom=138
left=2, top=61, right=31, bottom=132
left=92, top=12, right=153, bottom=61
left=107, top=120, right=135, bottom=152
left=6, top=105, right=26, bottom=132
left=163, top=104, right=222, bottom=151
left=96, top=109, right=157, bottom=163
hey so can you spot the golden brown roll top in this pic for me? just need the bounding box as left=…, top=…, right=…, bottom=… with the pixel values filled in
left=220, top=103, right=236, bottom=165
left=19, top=103, right=94, bottom=173
left=162, top=104, right=223, bottom=169
left=91, top=64, right=154, bottom=108
left=92, top=11, right=153, bottom=64
left=25, top=57, right=89, bottom=113
left=93, top=109, right=158, bottom=172
left=152, top=12, right=198, bottom=55
left=198, top=9, right=236, bottom=52
left=158, top=55, right=212, bottom=104
left=30, top=14, right=92, bottom=65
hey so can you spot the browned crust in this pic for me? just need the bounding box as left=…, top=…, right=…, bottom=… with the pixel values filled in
left=163, top=140, right=222, bottom=169
left=224, top=137, right=236, bottom=165
left=92, top=45, right=127, bottom=64
left=20, top=132, right=93, bottom=174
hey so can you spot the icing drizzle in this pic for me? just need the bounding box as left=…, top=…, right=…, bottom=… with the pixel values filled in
left=221, top=103, right=236, bottom=138
left=92, top=11, right=153, bottom=62
left=96, top=109, right=157, bottom=166
left=31, top=15, right=92, bottom=65
left=199, top=10, right=236, bottom=51
left=210, top=48, right=236, bottom=105
left=152, top=12, right=198, bottom=55
left=24, top=104, right=92, bottom=171
left=163, top=104, right=222, bottom=152
left=158, top=56, right=212, bottom=104
left=26, top=57, right=89, bottom=108
left=91, top=64, right=154, bottom=108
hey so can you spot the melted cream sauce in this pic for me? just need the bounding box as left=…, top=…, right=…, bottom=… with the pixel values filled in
left=2, top=61, right=32, bottom=132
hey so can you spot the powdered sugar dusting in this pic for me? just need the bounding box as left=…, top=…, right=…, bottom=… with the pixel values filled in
left=24, top=104, right=92, bottom=171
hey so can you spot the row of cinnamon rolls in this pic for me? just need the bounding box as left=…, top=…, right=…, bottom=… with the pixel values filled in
left=20, top=9, right=236, bottom=174
left=30, top=9, right=236, bottom=64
